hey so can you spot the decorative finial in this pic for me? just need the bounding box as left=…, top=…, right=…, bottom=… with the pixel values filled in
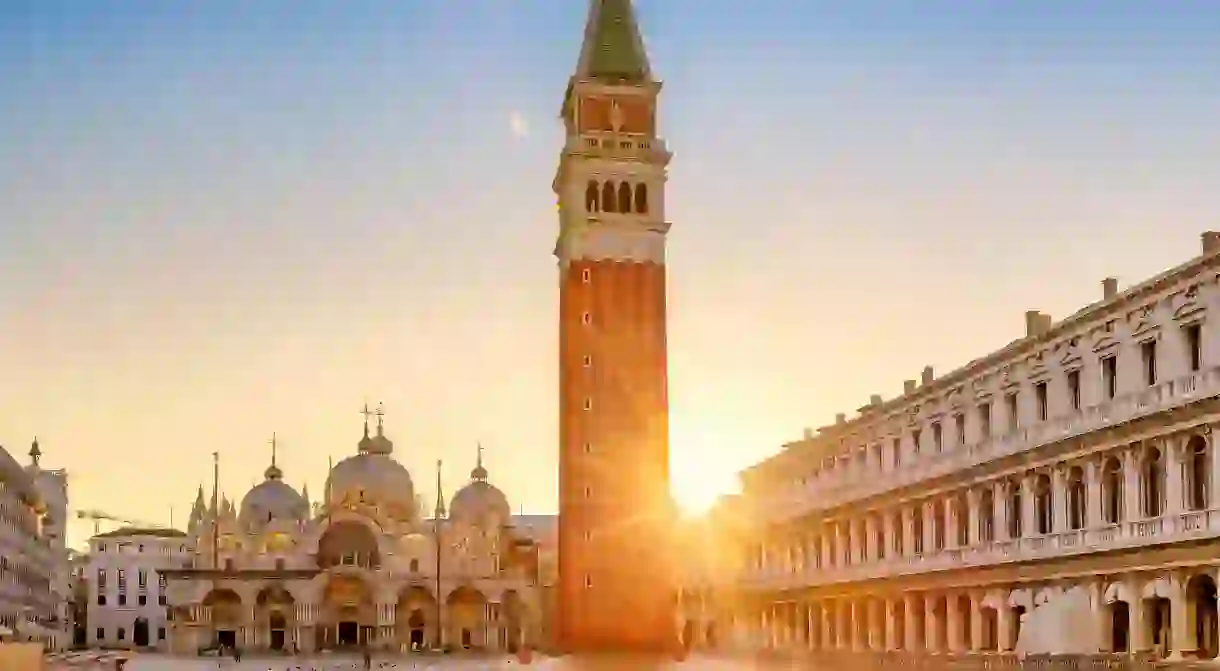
left=29, top=437, right=41, bottom=467
left=264, top=433, right=283, bottom=481
left=434, top=459, right=446, bottom=518
left=360, top=402, right=373, bottom=438
left=471, top=443, right=488, bottom=481
left=376, top=402, right=385, bottom=436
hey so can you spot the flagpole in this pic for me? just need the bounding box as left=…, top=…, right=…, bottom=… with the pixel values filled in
left=434, top=459, right=443, bottom=650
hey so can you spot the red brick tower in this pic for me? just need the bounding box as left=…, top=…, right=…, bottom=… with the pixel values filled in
left=554, top=0, right=676, bottom=654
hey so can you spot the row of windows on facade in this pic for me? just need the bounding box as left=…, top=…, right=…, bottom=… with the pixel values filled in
left=96, top=593, right=167, bottom=607
left=95, top=626, right=166, bottom=642
left=96, top=568, right=167, bottom=590
left=94, top=542, right=188, bottom=554
left=804, top=323, right=1204, bottom=484
left=759, top=438, right=1209, bottom=569
left=584, top=180, right=648, bottom=215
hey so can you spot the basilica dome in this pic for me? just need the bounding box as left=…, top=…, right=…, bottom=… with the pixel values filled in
left=449, top=448, right=510, bottom=527
left=326, top=419, right=416, bottom=520
left=239, top=456, right=308, bottom=528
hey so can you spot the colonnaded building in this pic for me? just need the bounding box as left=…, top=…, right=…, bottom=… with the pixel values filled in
left=161, top=411, right=556, bottom=654
left=737, top=232, right=1220, bottom=661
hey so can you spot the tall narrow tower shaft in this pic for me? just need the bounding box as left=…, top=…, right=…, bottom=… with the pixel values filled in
left=555, top=0, right=676, bottom=653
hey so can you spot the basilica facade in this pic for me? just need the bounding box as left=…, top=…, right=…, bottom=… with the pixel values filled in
left=161, top=412, right=555, bottom=654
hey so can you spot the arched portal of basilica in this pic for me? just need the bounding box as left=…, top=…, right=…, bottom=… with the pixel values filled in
left=159, top=412, right=557, bottom=654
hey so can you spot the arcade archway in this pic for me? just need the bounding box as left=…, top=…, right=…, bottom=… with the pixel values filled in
left=446, top=586, right=488, bottom=650
left=502, top=590, right=525, bottom=653
left=318, top=574, right=375, bottom=650
left=396, top=585, right=436, bottom=652
left=255, top=584, right=296, bottom=651
left=202, top=588, right=243, bottom=649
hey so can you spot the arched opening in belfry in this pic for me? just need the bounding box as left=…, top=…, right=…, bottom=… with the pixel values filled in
left=601, top=181, right=617, bottom=213
left=1142, top=446, right=1165, bottom=518
left=1102, top=456, right=1124, bottom=524
left=634, top=183, right=648, bottom=213
left=1067, top=466, right=1086, bottom=530
left=617, top=181, right=632, bottom=213
left=585, top=181, right=600, bottom=212
left=1187, top=435, right=1210, bottom=511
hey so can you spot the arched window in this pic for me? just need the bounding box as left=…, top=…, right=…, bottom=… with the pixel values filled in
left=953, top=494, right=969, bottom=547
left=1102, top=457, right=1124, bottom=524
left=617, top=181, right=632, bottom=213
left=602, top=181, right=618, bottom=213
left=874, top=514, right=886, bottom=560
left=1188, top=435, right=1209, bottom=511
left=932, top=500, right=945, bottom=551
left=1142, top=447, right=1165, bottom=518
left=585, top=181, right=600, bottom=212
left=1007, top=479, right=1023, bottom=539
left=634, top=183, right=649, bottom=214
left=978, top=488, right=995, bottom=542
left=1034, top=473, right=1053, bottom=535
left=1067, top=466, right=1086, bottom=530
left=891, top=512, right=904, bottom=556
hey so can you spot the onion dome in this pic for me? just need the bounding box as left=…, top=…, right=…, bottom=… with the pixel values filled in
left=326, top=407, right=415, bottom=520
left=239, top=434, right=308, bottom=527
left=449, top=445, right=510, bottom=527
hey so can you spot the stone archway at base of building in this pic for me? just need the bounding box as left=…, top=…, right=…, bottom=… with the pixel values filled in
left=396, top=585, right=437, bottom=652
left=133, top=618, right=149, bottom=647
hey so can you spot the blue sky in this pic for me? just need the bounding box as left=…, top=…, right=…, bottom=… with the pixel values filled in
left=1, top=0, right=1218, bottom=536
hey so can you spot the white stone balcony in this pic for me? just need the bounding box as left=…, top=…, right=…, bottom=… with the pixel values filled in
left=742, top=506, right=1220, bottom=591
left=759, top=366, right=1220, bottom=521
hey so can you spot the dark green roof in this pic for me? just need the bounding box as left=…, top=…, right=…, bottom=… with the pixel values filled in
left=95, top=526, right=187, bottom=539
left=586, top=0, right=649, bottom=83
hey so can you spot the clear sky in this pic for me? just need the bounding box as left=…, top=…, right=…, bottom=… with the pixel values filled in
left=2, top=0, right=1218, bottom=542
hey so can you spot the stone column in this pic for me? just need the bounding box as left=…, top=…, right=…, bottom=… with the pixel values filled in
left=883, top=513, right=896, bottom=560
left=925, top=594, right=941, bottom=653
left=1210, top=429, right=1220, bottom=512
left=821, top=601, right=834, bottom=651
left=822, top=526, right=834, bottom=568
left=904, top=594, right=919, bottom=652
left=1086, top=457, right=1103, bottom=528
left=967, top=488, right=981, bottom=546
left=946, top=592, right=963, bottom=652
left=994, top=481, right=1009, bottom=541
left=885, top=599, right=899, bottom=651
left=1123, top=448, right=1141, bottom=523
left=997, top=602, right=1015, bottom=652
left=864, top=516, right=877, bottom=563
left=807, top=602, right=818, bottom=650
left=969, top=592, right=984, bottom=652
left=1090, top=580, right=1109, bottom=652
left=868, top=599, right=883, bottom=650
left=923, top=501, right=936, bottom=554
left=1166, top=438, right=1185, bottom=517
left=1168, top=573, right=1193, bottom=660
left=1126, top=575, right=1150, bottom=653
left=1053, top=465, right=1069, bottom=533
left=1021, top=474, right=1037, bottom=539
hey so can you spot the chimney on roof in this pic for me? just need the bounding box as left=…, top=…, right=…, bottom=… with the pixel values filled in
left=921, top=366, right=934, bottom=386
left=1025, top=310, right=1042, bottom=337
left=904, top=379, right=917, bottom=395
left=870, top=394, right=883, bottom=406
left=1103, top=277, right=1119, bottom=300
left=803, top=427, right=814, bottom=440
left=1039, top=312, right=1053, bottom=332
left=1203, top=232, right=1220, bottom=255
left=835, top=413, right=846, bottom=425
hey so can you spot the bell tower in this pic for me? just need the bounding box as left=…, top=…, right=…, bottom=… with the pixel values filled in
left=554, top=0, right=676, bottom=653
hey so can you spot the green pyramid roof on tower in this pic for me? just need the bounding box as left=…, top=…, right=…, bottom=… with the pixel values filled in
left=584, top=0, right=650, bottom=83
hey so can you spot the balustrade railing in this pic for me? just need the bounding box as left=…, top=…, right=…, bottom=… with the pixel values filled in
left=760, top=367, right=1220, bottom=521
left=745, top=505, right=1220, bottom=590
